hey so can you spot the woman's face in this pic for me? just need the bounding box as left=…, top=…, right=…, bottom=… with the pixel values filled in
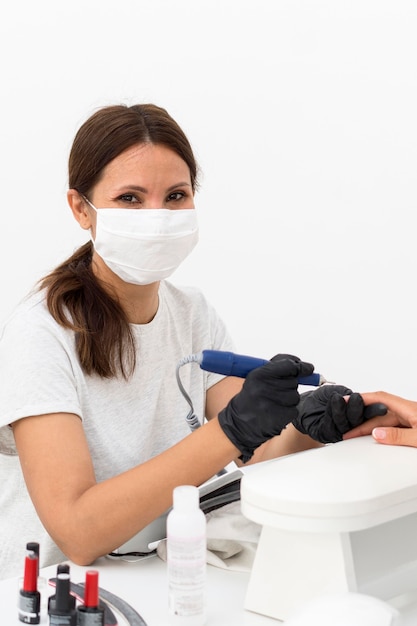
left=71, top=142, right=195, bottom=236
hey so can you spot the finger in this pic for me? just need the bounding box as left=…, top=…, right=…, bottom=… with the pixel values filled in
left=343, top=413, right=400, bottom=439
left=263, top=358, right=313, bottom=381
left=345, top=393, right=365, bottom=428
left=245, top=362, right=295, bottom=388
left=269, top=355, right=315, bottom=379
left=270, top=354, right=301, bottom=364
left=360, top=392, right=386, bottom=405
left=372, top=427, right=417, bottom=448
left=324, top=394, right=350, bottom=441
left=317, top=385, right=353, bottom=402
left=363, top=402, right=388, bottom=420
left=331, top=393, right=350, bottom=429
left=298, top=360, right=315, bottom=378
left=361, top=392, right=406, bottom=413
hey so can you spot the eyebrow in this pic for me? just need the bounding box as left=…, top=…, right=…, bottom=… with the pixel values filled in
left=115, top=182, right=192, bottom=194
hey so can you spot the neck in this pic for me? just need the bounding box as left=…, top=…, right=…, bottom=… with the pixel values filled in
left=91, top=253, right=160, bottom=324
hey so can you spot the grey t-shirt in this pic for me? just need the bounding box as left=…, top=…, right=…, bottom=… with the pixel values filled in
left=0, top=280, right=234, bottom=579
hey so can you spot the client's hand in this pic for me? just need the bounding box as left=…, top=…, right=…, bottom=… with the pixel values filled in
left=344, top=391, right=417, bottom=448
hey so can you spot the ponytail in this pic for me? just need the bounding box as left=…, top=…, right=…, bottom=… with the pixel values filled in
left=39, top=242, right=135, bottom=378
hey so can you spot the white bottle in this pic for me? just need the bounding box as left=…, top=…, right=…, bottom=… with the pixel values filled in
left=167, top=485, right=207, bottom=625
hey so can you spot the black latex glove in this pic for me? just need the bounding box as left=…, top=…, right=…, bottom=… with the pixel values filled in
left=293, top=385, right=388, bottom=443
left=218, top=354, right=314, bottom=462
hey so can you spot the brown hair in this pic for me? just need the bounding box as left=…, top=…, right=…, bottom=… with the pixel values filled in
left=39, top=104, right=199, bottom=378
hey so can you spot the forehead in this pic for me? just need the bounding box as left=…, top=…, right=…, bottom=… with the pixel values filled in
left=100, top=143, right=191, bottom=183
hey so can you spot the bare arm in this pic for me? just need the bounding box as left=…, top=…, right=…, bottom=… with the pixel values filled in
left=14, top=361, right=316, bottom=566
left=13, top=412, right=239, bottom=566
left=248, top=424, right=323, bottom=462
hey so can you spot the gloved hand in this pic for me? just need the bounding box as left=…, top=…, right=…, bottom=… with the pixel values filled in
left=293, top=385, right=388, bottom=443
left=218, top=354, right=314, bottom=462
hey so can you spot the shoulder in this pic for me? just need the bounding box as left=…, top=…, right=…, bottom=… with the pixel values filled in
left=1, top=289, right=45, bottom=328
left=0, top=288, right=71, bottom=347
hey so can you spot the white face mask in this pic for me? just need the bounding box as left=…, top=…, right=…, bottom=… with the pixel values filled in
left=84, top=199, right=199, bottom=285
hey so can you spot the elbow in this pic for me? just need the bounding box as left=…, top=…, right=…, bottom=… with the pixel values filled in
left=53, top=533, right=109, bottom=567
left=67, top=552, right=99, bottom=567
left=59, top=543, right=106, bottom=567
left=45, top=510, right=116, bottom=566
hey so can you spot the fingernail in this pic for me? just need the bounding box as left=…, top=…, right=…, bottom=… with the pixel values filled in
left=373, top=428, right=386, bottom=440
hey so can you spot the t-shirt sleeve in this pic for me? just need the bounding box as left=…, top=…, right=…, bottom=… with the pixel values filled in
left=0, top=304, right=83, bottom=437
left=197, top=294, right=236, bottom=391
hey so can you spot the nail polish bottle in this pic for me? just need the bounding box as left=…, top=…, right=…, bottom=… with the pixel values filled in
left=18, top=554, right=40, bottom=624
left=76, top=570, right=104, bottom=626
left=25, top=542, right=47, bottom=611
left=48, top=563, right=77, bottom=625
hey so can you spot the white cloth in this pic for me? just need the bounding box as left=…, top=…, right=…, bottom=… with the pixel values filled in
left=157, top=501, right=261, bottom=572
left=0, top=280, right=234, bottom=579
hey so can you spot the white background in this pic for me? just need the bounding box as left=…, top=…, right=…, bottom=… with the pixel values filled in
left=1, top=0, right=416, bottom=397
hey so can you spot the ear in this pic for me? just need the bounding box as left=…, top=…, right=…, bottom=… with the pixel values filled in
left=67, top=190, right=94, bottom=230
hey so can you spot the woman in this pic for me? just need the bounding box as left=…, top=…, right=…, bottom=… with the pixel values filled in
left=0, top=104, right=366, bottom=579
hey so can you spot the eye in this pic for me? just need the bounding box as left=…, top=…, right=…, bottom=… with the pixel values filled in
left=118, top=193, right=140, bottom=204
left=167, top=191, right=187, bottom=202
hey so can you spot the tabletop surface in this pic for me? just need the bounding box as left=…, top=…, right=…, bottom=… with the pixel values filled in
left=4, top=552, right=417, bottom=625
left=5, top=553, right=275, bottom=626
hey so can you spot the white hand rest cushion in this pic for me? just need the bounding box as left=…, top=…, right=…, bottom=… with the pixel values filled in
left=284, top=592, right=400, bottom=626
